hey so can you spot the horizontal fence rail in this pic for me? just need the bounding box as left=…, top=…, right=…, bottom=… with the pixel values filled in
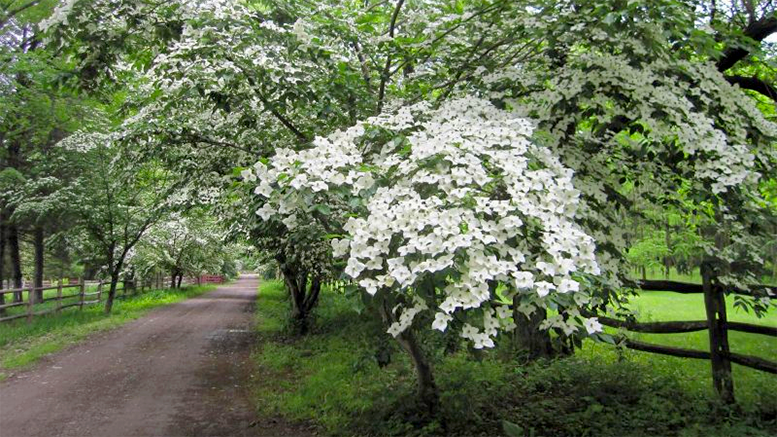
left=633, top=279, right=776, bottom=297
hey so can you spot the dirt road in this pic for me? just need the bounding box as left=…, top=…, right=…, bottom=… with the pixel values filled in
left=0, top=275, right=304, bottom=437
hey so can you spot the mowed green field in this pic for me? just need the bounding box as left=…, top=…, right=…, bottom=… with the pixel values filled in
left=581, top=290, right=777, bottom=405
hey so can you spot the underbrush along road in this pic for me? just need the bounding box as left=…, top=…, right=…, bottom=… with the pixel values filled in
left=0, top=275, right=292, bottom=437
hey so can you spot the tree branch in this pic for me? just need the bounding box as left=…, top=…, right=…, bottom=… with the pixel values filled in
left=226, top=56, right=310, bottom=143
left=390, top=1, right=505, bottom=77
left=352, top=40, right=374, bottom=94
left=0, top=0, right=41, bottom=31
left=178, top=132, right=257, bottom=154
left=725, top=74, right=777, bottom=101
left=716, top=13, right=777, bottom=72
left=253, top=90, right=309, bottom=143
left=376, top=0, right=404, bottom=114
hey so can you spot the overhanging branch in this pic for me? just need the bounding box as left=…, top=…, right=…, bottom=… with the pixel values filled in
left=725, top=74, right=777, bottom=101
left=716, top=14, right=777, bottom=72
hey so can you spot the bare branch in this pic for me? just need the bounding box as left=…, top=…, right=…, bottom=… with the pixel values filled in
left=376, top=0, right=404, bottom=114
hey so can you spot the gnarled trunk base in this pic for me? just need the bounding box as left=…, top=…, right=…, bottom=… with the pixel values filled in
left=281, top=267, right=321, bottom=334
left=513, top=298, right=553, bottom=361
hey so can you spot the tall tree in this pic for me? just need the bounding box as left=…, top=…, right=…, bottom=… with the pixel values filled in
left=57, top=133, right=179, bottom=312
left=2, top=0, right=97, bottom=301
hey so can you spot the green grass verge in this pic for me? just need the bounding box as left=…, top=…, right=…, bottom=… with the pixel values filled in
left=252, top=281, right=409, bottom=434
left=252, top=281, right=777, bottom=437
left=0, top=284, right=217, bottom=380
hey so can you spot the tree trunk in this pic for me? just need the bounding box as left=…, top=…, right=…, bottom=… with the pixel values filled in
left=33, top=226, right=44, bottom=301
left=284, top=267, right=309, bottom=333
left=8, top=223, right=22, bottom=302
left=701, top=262, right=735, bottom=403
left=176, top=274, right=182, bottom=289
left=104, top=256, right=124, bottom=314
left=281, top=267, right=322, bottom=334
left=104, top=275, right=120, bottom=314
left=0, top=219, right=6, bottom=314
left=396, top=328, right=440, bottom=415
left=376, top=295, right=440, bottom=416
left=303, top=276, right=321, bottom=313
left=512, top=297, right=552, bottom=360
left=171, top=269, right=177, bottom=289
left=664, top=220, right=671, bottom=278
left=772, top=248, right=776, bottom=282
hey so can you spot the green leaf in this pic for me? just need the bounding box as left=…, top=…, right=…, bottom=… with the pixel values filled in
left=312, top=204, right=331, bottom=215
left=502, top=420, right=525, bottom=437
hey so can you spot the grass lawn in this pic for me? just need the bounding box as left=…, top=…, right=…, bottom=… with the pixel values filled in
left=0, top=284, right=216, bottom=380
left=252, top=280, right=777, bottom=437
left=580, top=290, right=777, bottom=405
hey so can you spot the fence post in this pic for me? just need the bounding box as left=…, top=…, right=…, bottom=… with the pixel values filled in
left=26, top=287, right=34, bottom=323
left=97, top=281, right=103, bottom=303
left=701, top=262, right=735, bottom=403
left=79, top=281, right=86, bottom=310
left=57, top=280, right=63, bottom=313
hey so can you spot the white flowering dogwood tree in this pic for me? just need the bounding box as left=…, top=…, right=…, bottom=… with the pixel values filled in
left=129, top=212, right=232, bottom=289
left=247, top=96, right=606, bottom=408
left=253, top=97, right=603, bottom=342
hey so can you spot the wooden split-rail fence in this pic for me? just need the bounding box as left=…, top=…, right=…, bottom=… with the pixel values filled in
left=592, top=265, right=776, bottom=402
left=0, top=280, right=104, bottom=324
left=0, top=275, right=219, bottom=324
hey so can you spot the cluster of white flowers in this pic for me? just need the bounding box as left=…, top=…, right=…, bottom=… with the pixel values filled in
left=528, top=52, right=772, bottom=196
left=55, top=131, right=109, bottom=153
left=39, top=0, right=78, bottom=32
left=250, top=97, right=603, bottom=347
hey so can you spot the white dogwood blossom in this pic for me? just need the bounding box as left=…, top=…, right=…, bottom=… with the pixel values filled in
left=251, top=97, right=603, bottom=347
